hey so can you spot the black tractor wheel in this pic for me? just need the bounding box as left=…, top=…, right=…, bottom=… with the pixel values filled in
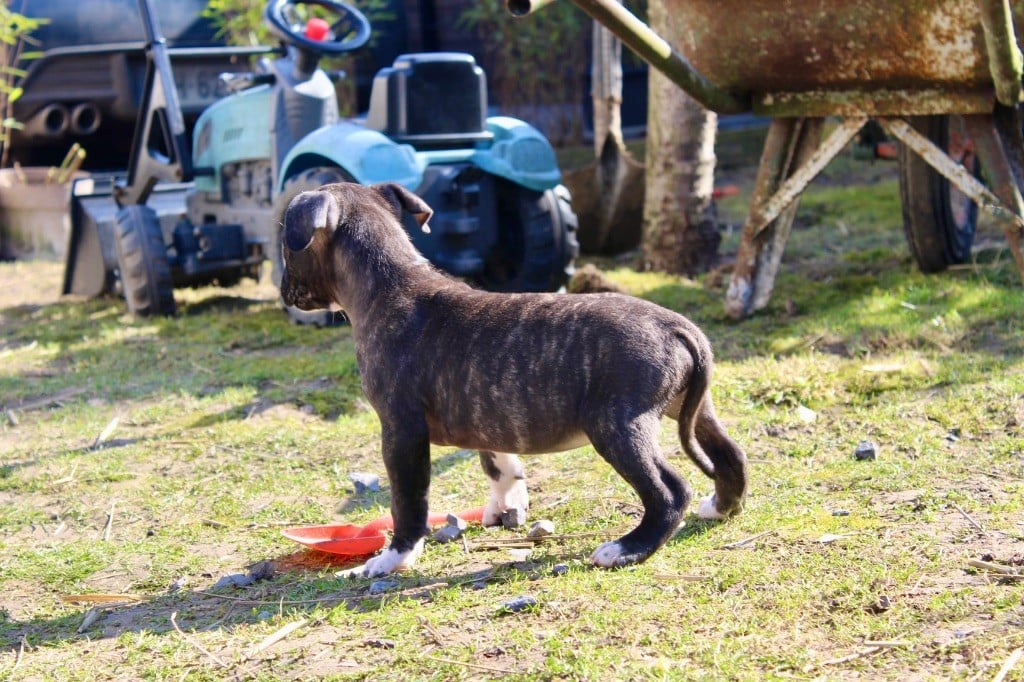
left=898, top=115, right=979, bottom=272
left=114, top=205, right=175, bottom=316
left=271, top=166, right=353, bottom=325
left=475, top=181, right=579, bottom=292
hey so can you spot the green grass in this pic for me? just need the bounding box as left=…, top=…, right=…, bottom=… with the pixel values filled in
left=1, top=148, right=1023, bottom=680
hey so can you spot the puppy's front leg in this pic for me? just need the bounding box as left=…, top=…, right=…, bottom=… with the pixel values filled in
left=479, top=451, right=529, bottom=527
left=364, top=424, right=431, bottom=577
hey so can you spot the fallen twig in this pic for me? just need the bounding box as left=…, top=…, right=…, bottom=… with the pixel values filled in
left=247, top=618, right=308, bottom=659
left=651, top=573, right=711, bottom=582
left=426, top=655, right=516, bottom=675
left=102, top=500, right=116, bottom=541
left=538, top=495, right=571, bottom=511
left=820, top=646, right=883, bottom=666
left=952, top=502, right=987, bottom=535
left=470, top=530, right=618, bottom=551
left=5, top=387, right=88, bottom=413
left=194, top=590, right=355, bottom=606
left=12, top=636, right=26, bottom=672
left=967, top=559, right=1022, bottom=577
left=862, top=640, right=911, bottom=648
left=77, top=608, right=103, bottom=634
left=417, top=615, right=445, bottom=647
left=93, top=414, right=120, bottom=449
left=720, top=530, right=775, bottom=550
left=992, top=647, right=1023, bottom=682
left=61, top=593, right=142, bottom=604
left=52, top=464, right=78, bottom=486
left=170, top=611, right=229, bottom=668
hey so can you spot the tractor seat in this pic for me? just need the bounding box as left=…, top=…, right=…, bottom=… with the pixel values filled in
left=364, top=53, right=494, bottom=149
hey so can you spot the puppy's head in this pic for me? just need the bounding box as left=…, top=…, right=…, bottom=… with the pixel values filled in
left=280, top=181, right=433, bottom=312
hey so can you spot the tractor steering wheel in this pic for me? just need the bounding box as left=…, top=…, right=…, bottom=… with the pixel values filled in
left=264, top=0, right=371, bottom=55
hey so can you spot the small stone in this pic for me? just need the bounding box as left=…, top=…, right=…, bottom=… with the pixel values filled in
left=796, top=405, right=817, bottom=424
left=508, top=548, right=533, bottom=562
left=867, top=594, right=892, bottom=614
left=433, top=525, right=463, bottom=543
left=854, top=440, right=878, bottom=461
left=832, top=509, right=850, bottom=517
left=247, top=560, right=275, bottom=582
left=445, top=513, right=468, bottom=531
left=368, top=580, right=399, bottom=595
left=551, top=564, right=570, bottom=576
left=527, top=519, right=555, bottom=539
left=500, top=595, right=538, bottom=613
left=349, top=472, right=380, bottom=494
left=500, top=507, right=527, bottom=529
left=168, top=577, right=188, bottom=592
left=212, top=573, right=253, bottom=589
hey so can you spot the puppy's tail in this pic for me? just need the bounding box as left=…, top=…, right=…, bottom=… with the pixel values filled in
left=675, top=327, right=717, bottom=479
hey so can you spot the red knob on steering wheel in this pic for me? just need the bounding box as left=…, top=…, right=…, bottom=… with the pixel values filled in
left=264, top=0, right=371, bottom=54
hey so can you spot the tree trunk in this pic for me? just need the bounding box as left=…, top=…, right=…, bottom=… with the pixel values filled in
left=565, top=15, right=645, bottom=255
left=591, top=19, right=623, bottom=158
left=641, top=0, right=720, bottom=275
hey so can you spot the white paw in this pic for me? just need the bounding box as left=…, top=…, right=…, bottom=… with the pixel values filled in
left=697, top=493, right=727, bottom=520
left=362, top=540, right=424, bottom=577
left=483, top=476, right=530, bottom=526
left=591, top=541, right=626, bottom=568
left=482, top=499, right=503, bottom=527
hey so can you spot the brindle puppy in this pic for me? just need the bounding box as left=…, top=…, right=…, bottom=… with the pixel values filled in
left=280, top=182, right=748, bottom=577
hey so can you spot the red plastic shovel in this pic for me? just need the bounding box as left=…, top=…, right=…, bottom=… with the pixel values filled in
left=282, top=506, right=486, bottom=557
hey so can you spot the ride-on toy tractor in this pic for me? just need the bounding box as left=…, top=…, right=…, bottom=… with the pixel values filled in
left=63, top=0, right=578, bottom=317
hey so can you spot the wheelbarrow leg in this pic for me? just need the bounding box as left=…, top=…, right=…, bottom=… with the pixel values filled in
left=725, top=117, right=825, bottom=319
left=963, top=112, right=1024, bottom=279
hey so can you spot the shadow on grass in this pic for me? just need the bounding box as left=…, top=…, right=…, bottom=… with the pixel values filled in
left=178, top=295, right=270, bottom=317
left=0, top=544, right=604, bottom=652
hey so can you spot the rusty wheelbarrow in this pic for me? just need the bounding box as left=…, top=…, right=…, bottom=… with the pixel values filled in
left=511, top=0, right=1024, bottom=318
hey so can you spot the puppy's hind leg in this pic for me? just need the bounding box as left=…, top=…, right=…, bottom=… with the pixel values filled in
left=588, top=413, right=691, bottom=568
left=479, top=451, right=529, bottom=527
left=692, top=395, right=748, bottom=521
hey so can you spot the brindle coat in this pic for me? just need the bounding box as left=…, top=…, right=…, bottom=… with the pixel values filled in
left=280, top=181, right=748, bottom=576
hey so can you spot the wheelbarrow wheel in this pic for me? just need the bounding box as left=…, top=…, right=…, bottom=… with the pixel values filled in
left=114, top=205, right=175, bottom=317
left=475, top=180, right=579, bottom=292
left=271, top=166, right=354, bottom=326
left=898, top=115, right=978, bottom=273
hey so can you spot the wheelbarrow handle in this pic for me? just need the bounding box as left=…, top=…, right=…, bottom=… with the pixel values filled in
left=508, top=0, right=751, bottom=114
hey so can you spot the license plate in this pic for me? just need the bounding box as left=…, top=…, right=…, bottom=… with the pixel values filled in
left=173, top=62, right=249, bottom=112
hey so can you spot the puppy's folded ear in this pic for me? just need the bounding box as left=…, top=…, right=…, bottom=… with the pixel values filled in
left=284, top=190, right=341, bottom=252
left=373, top=182, right=434, bottom=232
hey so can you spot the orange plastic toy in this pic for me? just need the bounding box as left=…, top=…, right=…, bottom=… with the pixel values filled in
left=282, top=506, right=486, bottom=557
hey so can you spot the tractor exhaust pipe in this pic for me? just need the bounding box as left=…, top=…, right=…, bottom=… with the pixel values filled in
left=70, top=103, right=102, bottom=135
left=24, top=103, right=70, bottom=138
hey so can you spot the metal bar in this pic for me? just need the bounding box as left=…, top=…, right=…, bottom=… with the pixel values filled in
left=744, top=117, right=868, bottom=237
left=507, top=0, right=750, bottom=114
left=878, top=117, right=1024, bottom=233
left=507, top=0, right=559, bottom=14
left=962, top=114, right=1024, bottom=278
left=977, top=0, right=1023, bottom=107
